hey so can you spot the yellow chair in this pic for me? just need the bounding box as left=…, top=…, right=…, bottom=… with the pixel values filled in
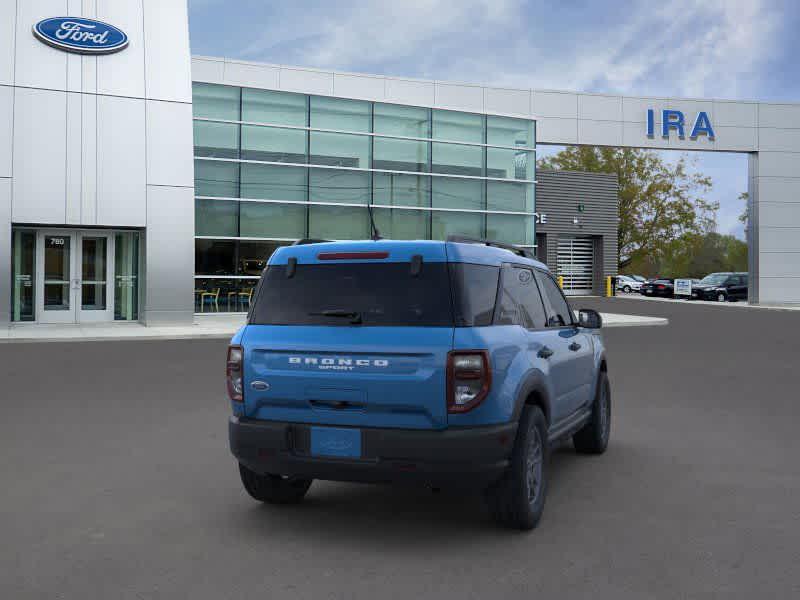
left=237, top=287, right=254, bottom=311
left=200, top=288, right=220, bottom=312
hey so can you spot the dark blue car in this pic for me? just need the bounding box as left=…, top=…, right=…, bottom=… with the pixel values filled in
left=227, top=237, right=610, bottom=529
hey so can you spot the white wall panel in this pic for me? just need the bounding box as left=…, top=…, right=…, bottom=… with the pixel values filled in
left=146, top=100, right=193, bottom=187
left=223, top=61, right=279, bottom=89
left=713, top=101, right=757, bottom=128
left=578, top=119, right=623, bottom=146
left=757, top=152, right=800, bottom=178
left=759, top=103, right=800, bottom=129
left=435, top=82, right=483, bottom=112
left=758, top=277, right=800, bottom=304
left=758, top=226, right=800, bottom=251
left=758, top=128, right=800, bottom=153
left=333, top=73, right=384, bottom=101
left=80, top=92, right=97, bottom=224
left=14, top=0, right=69, bottom=90
left=279, top=67, right=334, bottom=95
left=96, top=0, right=145, bottom=98
left=144, top=184, right=193, bottom=324
left=578, top=95, right=622, bottom=121
left=621, top=97, right=655, bottom=123
left=191, top=57, right=225, bottom=83
left=759, top=252, right=800, bottom=277
left=143, top=0, right=191, bottom=102
left=484, top=87, right=530, bottom=117
left=11, top=87, right=66, bottom=223
left=533, top=91, right=577, bottom=119
left=96, top=95, right=146, bottom=226
left=536, top=117, right=577, bottom=145
left=713, top=126, right=757, bottom=152
left=65, top=92, right=82, bottom=223
left=0, top=0, right=15, bottom=85
left=0, top=85, right=12, bottom=178
left=385, top=78, right=435, bottom=107
left=0, top=177, right=10, bottom=324
left=756, top=177, right=800, bottom=206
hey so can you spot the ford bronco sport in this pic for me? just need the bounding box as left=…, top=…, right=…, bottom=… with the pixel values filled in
left=227, top=237, right=610, bottom=530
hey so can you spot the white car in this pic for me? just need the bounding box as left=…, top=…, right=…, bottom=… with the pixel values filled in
left=616, top=275, right=643, bottom=293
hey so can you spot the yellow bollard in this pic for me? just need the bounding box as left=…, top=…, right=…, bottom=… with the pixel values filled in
left=557, top=275, right=564, bottom=289
left=606, top=276, right=612, bottom=297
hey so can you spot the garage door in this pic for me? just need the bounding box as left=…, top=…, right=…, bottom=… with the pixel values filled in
left=557, top=236, right=594, bottom=296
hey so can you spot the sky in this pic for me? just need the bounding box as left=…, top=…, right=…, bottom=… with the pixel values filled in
left=188, top=0, right=800, bottom=240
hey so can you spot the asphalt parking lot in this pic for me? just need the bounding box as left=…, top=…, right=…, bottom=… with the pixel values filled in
left=2, top=298, right=799, bottom=599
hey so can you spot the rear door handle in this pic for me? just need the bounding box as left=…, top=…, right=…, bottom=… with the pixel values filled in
left=568, top=342, right=581, bottom=352
left=537, top=346, right=554, bottom=359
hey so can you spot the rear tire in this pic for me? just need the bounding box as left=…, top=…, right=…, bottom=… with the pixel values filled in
left=486, top=405, right=548, bottom=530
left=717, top=292, right=727, bottom=302
left=238, top=464, right=312, bottom=504
left=573, top=371, right=611, bottom=454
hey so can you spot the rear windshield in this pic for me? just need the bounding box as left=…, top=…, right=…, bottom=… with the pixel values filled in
left=249, top=262, right=454, bottom=327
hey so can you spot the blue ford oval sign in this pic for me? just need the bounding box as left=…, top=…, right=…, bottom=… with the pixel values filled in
left=33, top=17, right=128, bottom=55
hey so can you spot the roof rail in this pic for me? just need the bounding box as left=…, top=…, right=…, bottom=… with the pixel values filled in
left=291, top=238, right=331, bottom=246
left=446, top=235, right=535, bottom=259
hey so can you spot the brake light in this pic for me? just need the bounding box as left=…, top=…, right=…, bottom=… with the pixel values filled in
left=226, top=345, right=244, bottom=403
left=447, top=350, right=491, bottom=413
left=317, top=251, right=389, bottom=260
left=657, top=284, right=665, bottom=289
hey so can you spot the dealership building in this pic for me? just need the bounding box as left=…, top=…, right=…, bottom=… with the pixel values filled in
left=2, top=2, right=800, bottom=327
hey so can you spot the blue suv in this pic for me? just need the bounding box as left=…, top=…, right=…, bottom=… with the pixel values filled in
left=227, top=237, right=610, bottom=529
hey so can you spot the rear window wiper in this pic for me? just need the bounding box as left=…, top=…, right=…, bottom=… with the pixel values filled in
left=308, top=309, right=363, bottom=324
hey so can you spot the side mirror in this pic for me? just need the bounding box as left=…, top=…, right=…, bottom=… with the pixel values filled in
left=578, top=308, right=602, bottom=329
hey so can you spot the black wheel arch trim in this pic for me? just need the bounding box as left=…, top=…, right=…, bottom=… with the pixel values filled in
left=511, top=370, right=553, bottom=426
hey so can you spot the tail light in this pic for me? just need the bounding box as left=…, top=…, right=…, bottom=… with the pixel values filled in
left=226, top=345, right=244, bottom=403
left=657, top=284, right=665, bottom=290
left=447, top=350, right=491, bottom=413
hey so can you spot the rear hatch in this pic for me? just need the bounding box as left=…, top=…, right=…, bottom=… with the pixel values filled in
left=242, top=242, right=453, bottom=430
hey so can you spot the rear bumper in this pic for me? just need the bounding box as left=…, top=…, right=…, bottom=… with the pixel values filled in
left=229, top=416, right=517, bottom=487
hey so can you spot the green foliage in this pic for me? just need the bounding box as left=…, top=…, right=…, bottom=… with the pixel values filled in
left=623, top=232, right=747, bottom=278
left=538, top=146, right=718, bottom=270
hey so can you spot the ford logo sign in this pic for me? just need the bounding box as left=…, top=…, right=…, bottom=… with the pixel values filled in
left=33, top=17, right=128, bottom=55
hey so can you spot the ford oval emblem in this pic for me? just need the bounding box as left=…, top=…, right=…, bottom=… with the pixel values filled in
left=33, top=17, right=129, bottom=55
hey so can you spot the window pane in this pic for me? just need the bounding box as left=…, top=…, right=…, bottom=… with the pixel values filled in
left=194, top=160, right=239, bottom=197
left=195, top=199, right=238, bottom=237
left=487, top=116, right=534, bottom=148
left=193, top=121, right=239, bottom=158
left=431, top=210, right=483, bottom=240
left=195, top=240, right=236, bottom=275
left=309, top=168, right=370, bottom=204
left=114, top=232, right=139, bottom=321
left=431, top=177, right=483, bottom=210
left=310, top=96, right=370, bottom=131
left=11, top=230, right=36, bottom=322
left=373, top=137, right=428, bottom=172
left=432, top=110, right=484, bottom=143
left=486, top=148, right=533, bottom=179
left=192, top=83, right=240, bottom=120
left=487, top=181, right=534, bottom=212
left=449, top=263, right=500, bottom=326
left=194, top=277, right=237, bottom=313
left=535, top=270, right=574, bottom=327
left=241, top=125, right=306, bottom=163
left=239, top=241, right=285, bottom=275
left=239, top=202, right=306, bottom=238
left=242, top=88, right=306, bottom=126
left=486, top=214, right=533, bottom=245
left=240, top=163, right=307, bottom=201
left=431, top=142, right=483, bottom=176
left=373, top=208, right=430, bottom=239
left=373, top=173, right=430, bottom=207
left=496, top=266, right=546, bottom=328
left=310, top=131, right=369, bottom=168
left=309, top=205, right=370, bottom=239
left=374, top=103, right=429, bottom=137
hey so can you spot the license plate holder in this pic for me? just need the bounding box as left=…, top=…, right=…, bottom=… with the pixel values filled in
left=310, top=426, right=361, bottom=459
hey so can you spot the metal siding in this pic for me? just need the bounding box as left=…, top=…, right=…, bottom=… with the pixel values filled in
left=536, top=170, right=619, bottom=294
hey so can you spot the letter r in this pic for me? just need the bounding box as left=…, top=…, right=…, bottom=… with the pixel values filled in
left=662, top=110, right=685, bottom=138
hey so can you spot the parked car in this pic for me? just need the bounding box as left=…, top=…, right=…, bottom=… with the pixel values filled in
left=640, top=279, right=674, bottom=297
left=630, top=275, right=647, bottom=283
left=616, top=274, right=643, bottom=293
left=227, top=237, right=610, bottom=530
left=691, top=272, right=748, bottom=302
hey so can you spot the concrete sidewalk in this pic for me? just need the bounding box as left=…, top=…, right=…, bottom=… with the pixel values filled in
left=0, top=312, right=667, bottom=343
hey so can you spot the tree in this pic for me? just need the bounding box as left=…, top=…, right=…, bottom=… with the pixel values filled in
left=538, top=147, right=718, bottom=271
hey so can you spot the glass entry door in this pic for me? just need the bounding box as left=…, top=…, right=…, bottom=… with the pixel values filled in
left=35, top=231, right=114, bottom=323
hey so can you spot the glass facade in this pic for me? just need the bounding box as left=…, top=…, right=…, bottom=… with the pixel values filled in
left=192, top=82, right=536, bottom=312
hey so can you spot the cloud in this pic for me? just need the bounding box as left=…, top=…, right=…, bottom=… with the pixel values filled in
left=219, top=0, right=782, bottom=100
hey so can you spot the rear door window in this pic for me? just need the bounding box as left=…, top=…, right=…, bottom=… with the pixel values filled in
left=449, top=263, right=500, bottom=326
left=535, top=270, right=574, bottom=327
left=250, top=261, right=453, bottom=326
left=495, top=265, right=547, bottom=329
